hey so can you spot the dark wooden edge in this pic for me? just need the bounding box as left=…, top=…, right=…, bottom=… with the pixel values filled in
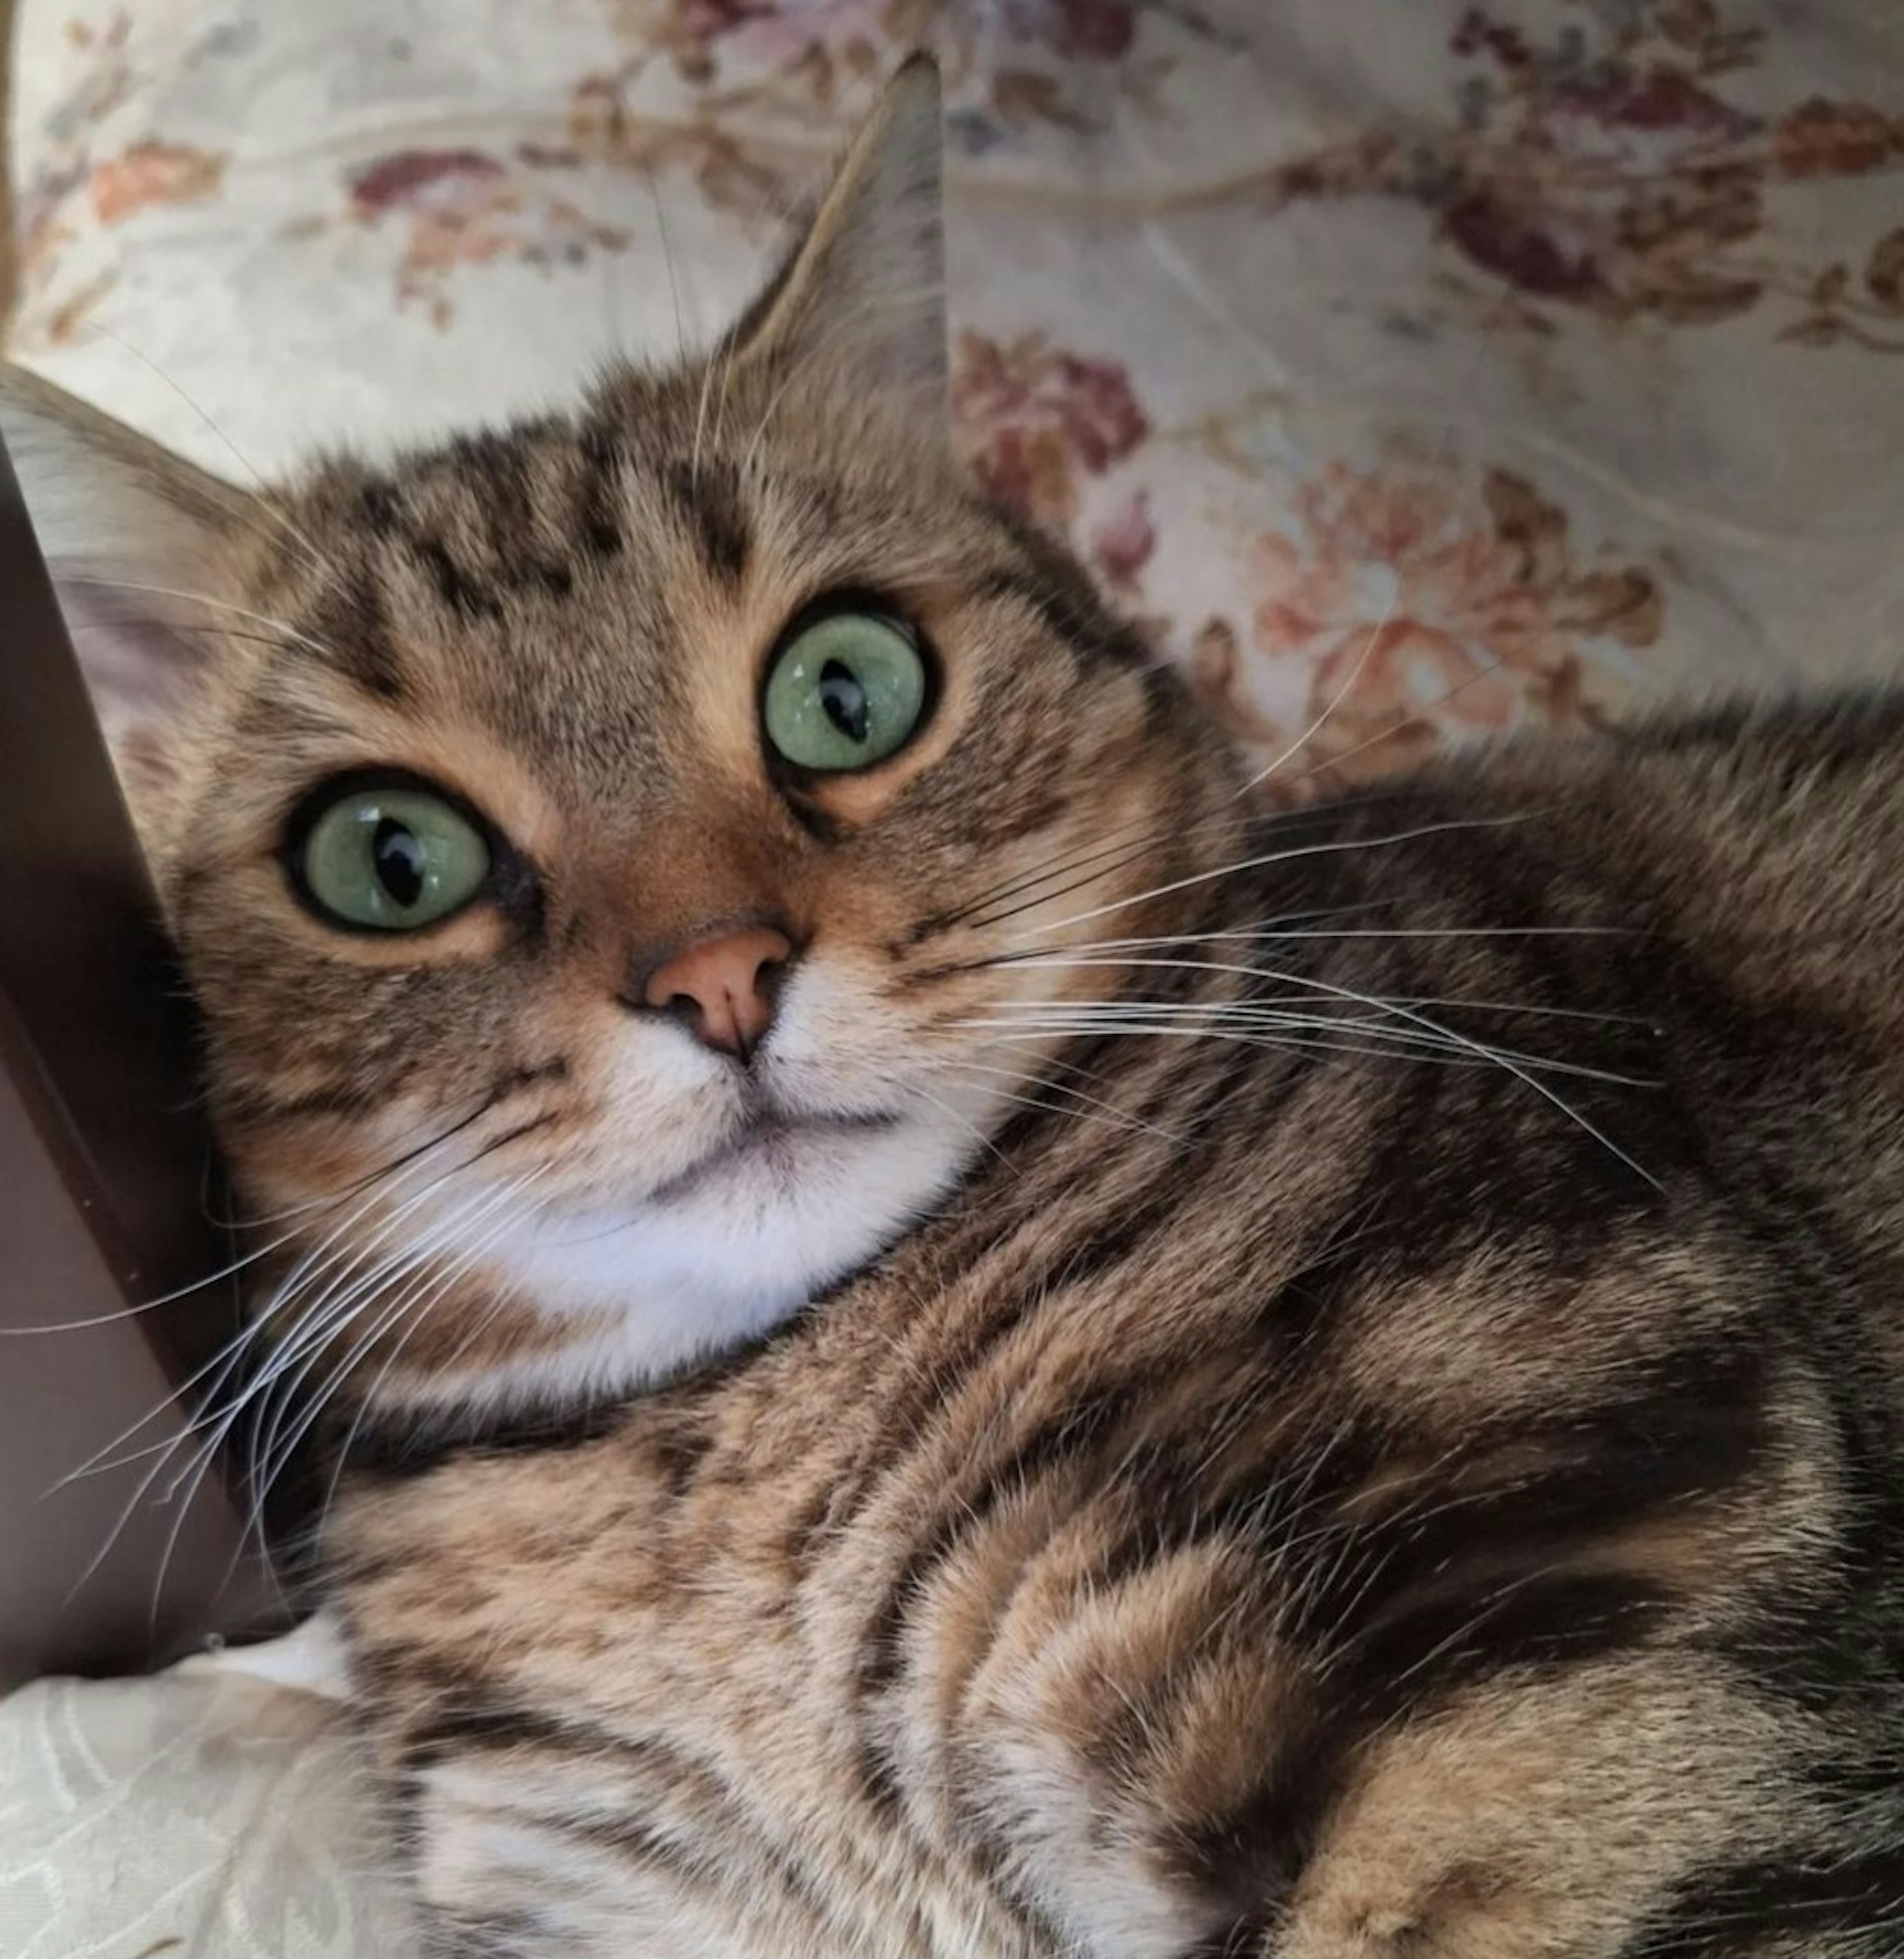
left=0, top=416, right=285, bottom=1682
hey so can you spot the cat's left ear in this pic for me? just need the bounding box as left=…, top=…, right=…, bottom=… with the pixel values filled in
left=727, top=55, right=946, bottom=403
left=0, top=364, right=263, bottom=832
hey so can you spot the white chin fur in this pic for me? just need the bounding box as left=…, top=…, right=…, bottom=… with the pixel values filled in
left=401, top=1104, right=979, bottom=1414
left=351, top=961, right=1012, bottom=1416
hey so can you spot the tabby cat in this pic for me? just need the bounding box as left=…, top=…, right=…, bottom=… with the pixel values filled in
left=9, top=57, right=1904, bottom=1959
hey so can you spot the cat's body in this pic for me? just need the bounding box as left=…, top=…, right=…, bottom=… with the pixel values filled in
left=7, top=60, right=1904, bottom=1959
left=336, top=699, right=1904, bottom=1959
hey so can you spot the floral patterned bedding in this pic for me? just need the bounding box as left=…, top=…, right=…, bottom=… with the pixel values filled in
left=9, top=0, right=1904, bottom=791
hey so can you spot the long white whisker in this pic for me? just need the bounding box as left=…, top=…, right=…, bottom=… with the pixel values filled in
left=54, top=1144, right=465, bottom=1485
left=645, top=165, right=690, bottom=367
left=907, top=1080, right=1010, bottom=1169
left=78, top=322, right=343, bottom=589
left=983, top=953, right=1661, bottom=1183
left=966, top=985, right=1654, bottom=1083
left=303, top=1177, right=555, bottom=1550
left=247, top=1170, right=552, bottom=1552
left=944, top=808, right=1259, bottom=933
left=153, top=1179, right=520, bottom=1619
left=4, top=1220, right=302, bottom=1337
left=945, top=793, right=1441, bottom=937
left=59, top=1128, right=513, bottom=1603
left=8, top=1109, right=483, bottom=1337
left=962, top=1022, right=1512, bottom=1073
left=1285, top=653, right=1512, bottom=795
left=937, top=1058, right=1182, bottom=1142
left=60, top=575, right=344, bottom=664
left=960, top=1010, right=1509, bottom=1072
left=1003, top=921, right=1632, bottom=953
left=964, top=997, right=1651, bottom=1088
left=1234, top=565, right=1402, bottom=798
left=238, top=1166, right=520, bottom=1509
left=1016, top=815, right=1538, bottom=944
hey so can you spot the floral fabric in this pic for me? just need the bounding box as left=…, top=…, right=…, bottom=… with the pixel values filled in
left=8, top=0, right=1902, bottom=789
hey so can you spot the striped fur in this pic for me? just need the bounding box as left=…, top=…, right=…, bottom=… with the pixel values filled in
left=331, top=701, right=1904, bottom=1959
left=10, top=61, right=1904, bottom=1959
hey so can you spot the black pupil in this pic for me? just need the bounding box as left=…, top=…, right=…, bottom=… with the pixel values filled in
left=372, top=817, right=426, bottom=908
left=817, top=659, right=869, bottom=743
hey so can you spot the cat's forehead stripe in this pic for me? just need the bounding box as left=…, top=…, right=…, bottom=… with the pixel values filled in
left=300, top=536, right=409, bottom=704
left=661, top=458, right=751, bottom=586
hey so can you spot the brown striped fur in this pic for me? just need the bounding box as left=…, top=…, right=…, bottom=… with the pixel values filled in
left=8, top=59, right=1904, bottom=1959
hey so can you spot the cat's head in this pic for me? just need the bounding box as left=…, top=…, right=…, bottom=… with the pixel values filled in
left=2, top=61, right=1234, bottom=1412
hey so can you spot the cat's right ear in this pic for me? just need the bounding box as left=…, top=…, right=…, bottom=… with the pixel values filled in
left=0, top=363, right=260, bottom=812
left=723, top=56, right=947, bottom=411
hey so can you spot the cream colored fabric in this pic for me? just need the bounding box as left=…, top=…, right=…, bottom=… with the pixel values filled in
left=0, top=1635, right=407, bottom=1959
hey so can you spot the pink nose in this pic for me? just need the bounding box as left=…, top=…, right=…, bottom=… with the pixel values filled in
left=640, top=925, right=795, bottom=1059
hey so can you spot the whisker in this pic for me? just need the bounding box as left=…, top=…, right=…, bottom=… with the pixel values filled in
left=59, top=1115, right=534, bottom=1601
left=937, top=1058, right=1183, bottom=1143
left=913, top=906, right=1630, bottom=986
left=1233, top=566, right=1402, bottom=798
left=964, top=984, right=1655, bottom=1086
left=933, top=807, right=1255, bottom=933
left=960, top=1009, right=1506, bottom=1071
left=966, top=934, right=1656, bottom=1032
left=60, top=575, right=345, bottom=666
left=68, top=618, right=303, bottom=656
left=906, top=1080, right=1011, bottom=1171
left=152, top=1216, right=435, bottom=1512
left=644, top=164, right=691, bottom=368
left=7, top=1097, right=505, bottom=1335
left=309, top=1178, right=553, bottom=1547
left=55, top=1151, right=458, bottom=1486
left=253, top=1248, right=540, bottom=1583
left=1014, top=815, right=1540, bottom=945
left=236, top=1219, right=454, bottom=1515
left=236, top=1156, right=537, bottom=1508
left=943, top=791, right=1440, bottom=937
left=78, top=321, right=345, bottom=590
left=1019, top=921, right=1631, bottom=952
left=153, top=1175, right=522, bottom=1616
left=976, top=950, right=1662, bottom=1183
left=1280, top=657, right=1513, bottom=798
left=959, top=1021, right=1512, bottom=1073
left=951, top=629, right=1542, bottom=944
left=245, top=1170, right=552, bottom=1557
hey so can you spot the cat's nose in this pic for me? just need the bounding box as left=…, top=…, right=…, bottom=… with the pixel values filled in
left=636, top=924, right=796, bottom=1061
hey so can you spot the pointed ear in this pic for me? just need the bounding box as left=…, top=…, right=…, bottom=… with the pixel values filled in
left=0, top=363, right=261, bottom=813
left=0, top=363, right=254, bottom=576
left=727, top=55, right=946, bottom=401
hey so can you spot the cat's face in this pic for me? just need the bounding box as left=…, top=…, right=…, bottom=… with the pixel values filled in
left=5, top=64, right=1230, bottom=1410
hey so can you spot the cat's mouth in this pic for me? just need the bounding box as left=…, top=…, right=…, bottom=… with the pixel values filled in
left=648, top=1108, right=900, bottom=1206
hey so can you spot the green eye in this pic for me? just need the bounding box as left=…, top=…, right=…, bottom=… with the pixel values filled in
left=298, top=785, right=491, bottom=931
left=762, top=611, right=928, bottom=773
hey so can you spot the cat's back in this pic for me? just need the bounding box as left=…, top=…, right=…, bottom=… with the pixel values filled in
left=1479, top=690, right=1904, bottom=1023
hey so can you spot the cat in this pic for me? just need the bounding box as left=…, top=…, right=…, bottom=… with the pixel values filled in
left=8, top=54, right=1904, bottom=1959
